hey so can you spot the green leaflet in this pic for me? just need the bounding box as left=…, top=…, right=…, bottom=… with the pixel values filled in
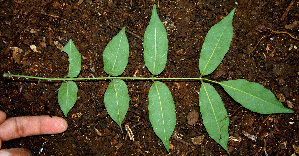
left=199, top=8, right=235, bottom=76
left=148, top=81, right=176, bottom=152
left=198, top=82, right=229, bottom=153
left=58, top=81, right=78, bottom=116
left=61, top=39, right=81, bottom=78
left=144, top=4, right=168, bottom=75
left=103, top=27, right=129, bottom=76
left=104, top=79, right=129, bottom=131
left=220, top=79, right=294, bottom=114
left=59, top=40, right=81, bottom=116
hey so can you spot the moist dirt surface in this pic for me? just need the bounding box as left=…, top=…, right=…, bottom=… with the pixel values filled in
left=0, top=1, right=298, bottom=155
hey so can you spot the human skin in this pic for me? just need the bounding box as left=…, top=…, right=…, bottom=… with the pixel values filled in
left=0, top=110, right=68, bottom=156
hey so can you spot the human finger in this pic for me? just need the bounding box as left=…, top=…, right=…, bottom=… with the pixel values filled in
left=0, top=116, right=68, bottom=141
left=0, top=148, right=31, bottom=156
left=0, top=111, right=6, bottom=124
left=0, top=111, right=5, bottom=149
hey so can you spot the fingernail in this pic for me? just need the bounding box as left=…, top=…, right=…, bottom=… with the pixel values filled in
left=0, top=151, right=11, bottom=156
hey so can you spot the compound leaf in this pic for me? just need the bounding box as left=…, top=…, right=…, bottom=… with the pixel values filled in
left=220, top=79, right=294, bottom=114
left=61, top=39, right=81, bottom=78
left=198, top=82, right=229, bottom=153
left=199, top=8, right=235, bottom=76
left=58, top=81, right=78, bottom=117
left=144, top=4, right=168, bottom=75
left=148, top=81, right=176, bottom=152
left=104, top=79, right=129, bottom=131
left=103, top=27, right=129, bottom=76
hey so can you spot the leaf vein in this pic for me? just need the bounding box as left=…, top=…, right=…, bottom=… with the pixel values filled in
left=202, top=26, right=227, bottom=76
left=110, top=35, right=123, bottom=75
left=155, top=83, right=166, bottom=141
left=113, top=81, right=120, bottom=123
left=203, top=83, right=221, bottom=138
left=220, top=82, right=276, bottom=107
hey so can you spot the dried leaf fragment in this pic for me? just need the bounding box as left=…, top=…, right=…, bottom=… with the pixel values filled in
left=293, top=144, right=299, bottom=154
left=10, top=47, right=23, bottom=64
left=125, top=124, right=134, bottom=141
left=242, top=130, right=257, bottom=141
left=191, top=136, right=204, bottom=145
left=54, top=41, right=64, bottom=50
left=187, top=110, right=199, bottom=125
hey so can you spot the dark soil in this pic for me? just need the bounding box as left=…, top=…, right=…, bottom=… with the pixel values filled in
left=1, top=0, right=298, bottom=155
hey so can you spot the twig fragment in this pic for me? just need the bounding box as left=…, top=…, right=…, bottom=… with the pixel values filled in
left=280, top=0, right=295, bottom=21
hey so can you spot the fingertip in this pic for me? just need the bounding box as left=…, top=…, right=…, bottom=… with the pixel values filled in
left=42, top=116, right=68, bottom=134
left=0, top=111, right=6, bottom=124
left=54, top=117, right=68, bottom=132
